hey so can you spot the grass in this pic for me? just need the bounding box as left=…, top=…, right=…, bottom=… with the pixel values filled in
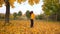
left=0, top=20, right=60, bottom=34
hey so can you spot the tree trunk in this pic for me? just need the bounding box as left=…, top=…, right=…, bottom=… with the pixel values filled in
left=5, top=1, right=10, bottom=23
left=47, top=16, right=48, bottom=23
left=56, top=14, right=57, bottom=21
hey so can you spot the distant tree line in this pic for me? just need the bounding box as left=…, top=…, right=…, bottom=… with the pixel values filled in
left=0, top=10, right=30, bottom=20
left=0, top=8, right=60, bottom=22
left=13, top=11, right=22, bottom=20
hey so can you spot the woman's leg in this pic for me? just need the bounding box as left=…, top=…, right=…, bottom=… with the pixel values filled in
left=31, top=19, right=34, bottom=27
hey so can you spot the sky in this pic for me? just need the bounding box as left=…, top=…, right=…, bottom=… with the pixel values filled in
left=0, top=0, right=44, bottom=15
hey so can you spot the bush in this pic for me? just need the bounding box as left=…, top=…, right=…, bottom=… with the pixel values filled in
left=26, top=10, right=30, bottom=19
left=35, top=14, right=44, bottom=20
left=13, top=12, right=17, bottom=20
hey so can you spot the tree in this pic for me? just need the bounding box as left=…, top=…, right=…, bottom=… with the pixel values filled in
left=42, top=0, right=60, bottom=21
left=26, top=10, right=30, bottom=19
left=0, top=0, right=26, bottom=23
left=0, top=0, right=40, bottom=23
left=18, top=11, right=22, bottom=17
left=13, top=12, right=17, bottom=20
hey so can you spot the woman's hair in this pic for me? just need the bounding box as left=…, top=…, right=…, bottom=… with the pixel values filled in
left=30, top=11, right=33, bottom=16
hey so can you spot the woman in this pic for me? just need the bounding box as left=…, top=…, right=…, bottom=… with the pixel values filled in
left=30, top=11, right=35, bottom=27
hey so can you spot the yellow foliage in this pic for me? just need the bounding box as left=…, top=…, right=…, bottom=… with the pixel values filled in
left=9, top=0, right=16, bottom=8
left=34, top=0, right=40, bottom=4
left=17, top=0, right=26, bottom=4
left=0, top=0, right=40, bottom=7
left=28, top=0, right=40, bottom=6
left=0, top=0, right=40, bottom=8
left=17, top=0, right=22, bottom=4
left=0, top=0, right=26, bottom=8
left=28, top=0, right=34, bottom=6
left=0, top=0, right=4, bottom=7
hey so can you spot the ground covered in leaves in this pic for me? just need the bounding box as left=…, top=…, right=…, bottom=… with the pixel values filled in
left=0, top=20, right=60, bottom=34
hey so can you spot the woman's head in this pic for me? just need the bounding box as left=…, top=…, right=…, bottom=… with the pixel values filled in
left=30, top=11, right=33, bottom=14
left=30, top=11, right=33, bottom=16
left=31, top=11, right=33, bottom=13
